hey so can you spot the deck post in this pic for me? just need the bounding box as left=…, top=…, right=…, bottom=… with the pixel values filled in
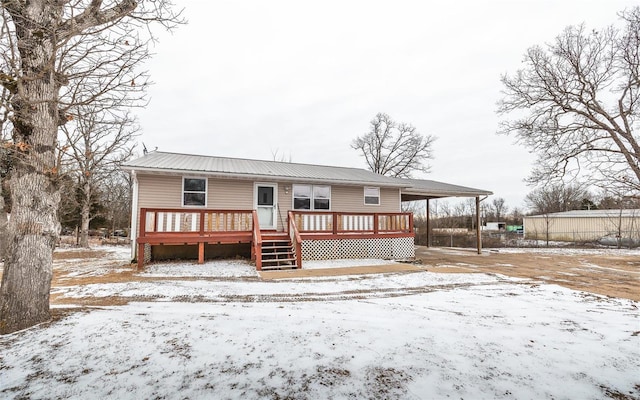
left=476, top=196, right=482, bottom=254
left=373, top=213, right=379, bottom=234
left=295, top=241, right=302, bottom=268
left=137, top=242, right=145, bottom=269
left=199, top=210, right=205, bottom=235
left=408, top=212, right=414, bottom=232
left=198, top=242, right=205, bottom=264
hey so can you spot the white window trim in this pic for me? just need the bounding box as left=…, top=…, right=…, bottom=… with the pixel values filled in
left=292, top=184, right=331, bottom=211
left=182, top=176, right=208, bottom=207
left=364, top=187, right=380, bottom=206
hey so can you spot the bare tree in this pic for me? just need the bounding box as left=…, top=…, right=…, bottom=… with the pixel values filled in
left=498, top=7, right=640, bottom=192
left=101, top=168, right=132, bottom=236
left=490, top=197, right=508, bottom=221
left=525, top=183, right=590, bottom=214
left=352, top=112, right=435, bottom=178
left=59, top=105, right=138, bottom=248
left=509, top=207, right=523, bottom=226
left=270, top=148, right=291, bottom=163
left=0, top=1, right=182, bottom=334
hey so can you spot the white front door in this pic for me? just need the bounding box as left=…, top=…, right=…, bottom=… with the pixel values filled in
left=255, top=183, right=277, bottom=230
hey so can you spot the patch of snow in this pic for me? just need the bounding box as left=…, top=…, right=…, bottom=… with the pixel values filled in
left=494, top=247, right=640, bottom=256
left=139, top=259, right=259, bottom=278
left=2, top=244, right=637, bottom=398
left=54, top=271, right=505, bottom=301
left=1, top=284, right=637, bottom=399
left=303, top=258, right=401, bottom=270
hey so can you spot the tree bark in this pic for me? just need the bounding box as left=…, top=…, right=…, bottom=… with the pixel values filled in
left=0, top=191, right=8, bottom=261
left=80, top=180, right=91, bottom=248
left=0, top=1, right=62, bottom=334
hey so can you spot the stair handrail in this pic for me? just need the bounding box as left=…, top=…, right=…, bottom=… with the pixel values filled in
left=252, top=210, right=263, bottom=270
left=287, top=211, right=303, bottom=268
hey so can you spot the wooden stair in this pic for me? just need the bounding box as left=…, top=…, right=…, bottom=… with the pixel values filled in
left=260, top=233, right=298, bottom=270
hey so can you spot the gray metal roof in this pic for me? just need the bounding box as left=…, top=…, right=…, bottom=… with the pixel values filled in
left=123, top=151, right=492, bottom=197
left=123, top=151, right=406, bottom=187
left=399, top=178, right=493, bottom=199
left=526, top=209, right=640, bottom=218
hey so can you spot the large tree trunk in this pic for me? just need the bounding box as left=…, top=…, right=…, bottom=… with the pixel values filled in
left=0, top=190, right=8, bottom=261
left=0, top=2, right=62, bottom=334
left=79, top=181, right=91, bottom=248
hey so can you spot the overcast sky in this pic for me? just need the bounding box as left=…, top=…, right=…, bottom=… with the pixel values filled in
left=136, top=0, right=638, bottom=211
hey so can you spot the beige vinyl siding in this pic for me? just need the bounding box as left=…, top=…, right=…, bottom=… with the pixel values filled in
left=208, top=179, right=253, bottom=209
left=276, top=184, right=291, bottom=231
left=136, top=174, right=402, bottom=232
left=331, top=186, right=400, bottom=213
left=138, top=175, right=255, bottom=210
left=524, top=215, right=640, bottom=241
left=138, top=175, right=402, bottom=214
left=138, top=174, right=182, bottom=208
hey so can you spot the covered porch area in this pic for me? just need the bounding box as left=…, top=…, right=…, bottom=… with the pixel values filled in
left=399, top=178, right=493, bottom=254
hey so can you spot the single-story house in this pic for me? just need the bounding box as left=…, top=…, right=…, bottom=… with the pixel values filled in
left=523, top=209, right=640, bottom=243
left=122, top=151, right=492, bottom=269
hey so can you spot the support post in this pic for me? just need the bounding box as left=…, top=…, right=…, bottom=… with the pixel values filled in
left=476, top=196, right=482, bottom=254
left=137, top=242, right=145, bottom=269
left=426, top=199, right=431, bottom=248
left=198, top=242, right=205, bottom=264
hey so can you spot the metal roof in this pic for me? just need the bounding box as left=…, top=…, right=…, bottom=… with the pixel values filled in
left=123, top=151, right=406, bottom=187
left=122, top=151, right=492, bottom=198
left=526, top=209, right=640, bottom=218
left=399, top=178, right=493, bottom=199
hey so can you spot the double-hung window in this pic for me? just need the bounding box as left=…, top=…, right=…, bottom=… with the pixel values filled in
left=364, top=187, right=380, bottom=205
left=293, top=184, right=330, bottom=210
left=183, top=177, right=207, bottom=206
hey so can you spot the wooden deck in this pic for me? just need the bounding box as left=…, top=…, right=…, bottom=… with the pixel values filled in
left=136, top=208, right=414, bottom=269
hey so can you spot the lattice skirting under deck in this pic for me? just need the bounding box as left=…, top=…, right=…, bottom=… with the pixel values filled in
left=301, top=237, right=414, bottom=260
left=144, top=243, right=152, bottom=264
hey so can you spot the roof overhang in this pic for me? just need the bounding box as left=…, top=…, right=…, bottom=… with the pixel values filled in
left=399, top=178, right=493, bottom=201
left=122, top=153, right=493, bottom=199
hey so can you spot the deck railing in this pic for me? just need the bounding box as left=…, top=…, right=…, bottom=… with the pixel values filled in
left=289, top=211, right=413, bottom=235
left=287, top=211, right=303, bottom=268
left=136, top=208, right=413, bottom=268
left=252, top=210, right=263, bottom=270
left=139, top=208, right=255, bottom=237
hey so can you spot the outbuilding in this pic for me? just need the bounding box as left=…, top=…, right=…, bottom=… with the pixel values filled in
left=523, top=209, right=640, bottom=244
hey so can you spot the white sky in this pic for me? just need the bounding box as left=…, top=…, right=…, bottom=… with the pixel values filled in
left=137, top=0, right=638, bottom=210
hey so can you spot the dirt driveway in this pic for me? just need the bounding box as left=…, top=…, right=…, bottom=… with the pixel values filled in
left=415, top=246, right=640, bottom=302
left=39, top=245, right=640, bottom=305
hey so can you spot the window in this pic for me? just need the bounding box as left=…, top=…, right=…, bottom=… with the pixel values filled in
left=313, top=185, right=330, bottom=210
left=293, top=184, right=330, bottom=210
left=293, top=185, right=311, bottom=210
left=183, top=177, right=207, bottom=206
left=364, top=187, right=380, bottom=205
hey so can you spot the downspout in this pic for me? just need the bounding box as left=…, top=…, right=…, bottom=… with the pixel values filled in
left=476, top=195, right=489, bottom=254
left=129, top=170, right=139, bottom=262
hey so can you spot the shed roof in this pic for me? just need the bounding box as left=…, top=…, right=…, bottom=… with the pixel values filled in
left=123, top=151, right=492, bottom=198
left=526, top=209, right=640, bottom=218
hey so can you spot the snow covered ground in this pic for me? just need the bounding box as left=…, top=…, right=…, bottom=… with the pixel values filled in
left=1, top=247, right=639, bottom=399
